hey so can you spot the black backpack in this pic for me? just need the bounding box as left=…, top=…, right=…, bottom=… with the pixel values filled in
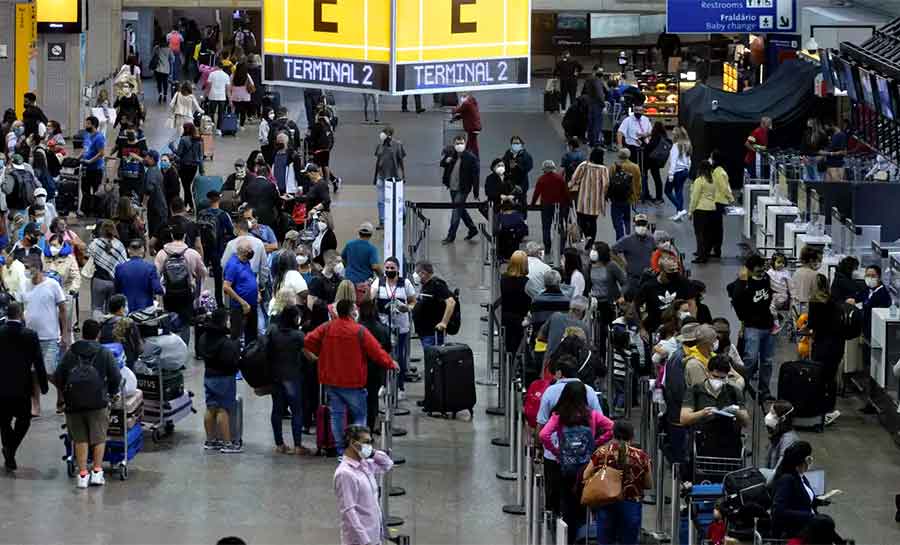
left=196, top=210, right=219, bottom=265
left=162, top=249, right=193, bottom=298
left=238, top=333, right=272, bottom=389
left=10, top=169, right=40, bottom=207
left=839, top=303, right=863, bottom=340
left=64, top=351, right=107, bottom=412
left=607, top=165, right=633, bottom=203
left=446, top=288, right=462, bottom=335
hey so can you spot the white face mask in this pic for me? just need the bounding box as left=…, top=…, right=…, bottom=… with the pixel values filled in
left=358, top=443, right=374, bottom=458
left=235, top=167, right=246, bottom=178
left=267, top=112, right=275, bottom=120
left=35, top=196, right=45, bottom=206
left=708, top=378, right=724, bottom=392
left=296, top=255, right=309, bottom=266
left=454, top=144, right=466, bottom=153
left=317, top=221, right=328, bottom=232
left=412, top=272, right=421, bottom=285
left=764, top=412, right=780, bottom=429
left=333, top=262, right=345, bottom=276
left=679, top=311, right=692, bottom=320
left=712, top=339, right=720, bottom=352
left=379, top=132, right=388, bottom=142
left=634, top=226, right=648, bottom=236
left=495, top=166, right=506, bottom=176
left=865, top=277, right=879, bottom=289
left=50, top=245, right=62, bottom=257
left=589, top=250, right=599, bottom=263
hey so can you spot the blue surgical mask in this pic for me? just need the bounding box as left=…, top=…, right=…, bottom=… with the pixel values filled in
left=511, top=143, right=523, bottom=153
left=160, top=160, right=171, bottom=170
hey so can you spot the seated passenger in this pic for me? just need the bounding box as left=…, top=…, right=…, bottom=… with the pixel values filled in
left=772, top=441, right=840, bottom=539
left=764, top=400, right=799, bottom=473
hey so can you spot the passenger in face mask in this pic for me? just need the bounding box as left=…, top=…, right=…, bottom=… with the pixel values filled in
left=502, top=135, right=534, bottom=195
left=159, top=153, right=182, bottom=207
left=764, top=400, right=798, bottom=471
left=680, top=353, right=749, bottom=429
left=33, top=187, right=57, bottom=227
left=612, top=213, right=656, bottom=286
left=440, top=135, right=479, bottom=245
left=635, top=248, right=697, bottom=334
left=711, top=317, right=746, bottom=377
left=484, top=157, right=514, bottom=211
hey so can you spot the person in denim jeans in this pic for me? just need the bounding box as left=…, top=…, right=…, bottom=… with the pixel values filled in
left=608, top=149, right=641, bottom=241
left=440, top=135, right=479, bottom=245
left=22, top=256, right=68, bottom=414
left=373, top=127, right=406, bottom=230
left=412, top=261, right=456, bottom=353
left=303, top=300, right=397, bottom=456
left=268, top=306, right=308, bottom=455
left=732, top=254, right=775, bottom=400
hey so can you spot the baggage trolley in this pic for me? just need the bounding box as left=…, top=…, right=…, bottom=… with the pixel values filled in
left=57, top=157, right=82, bottom=218
left=60, top=378, right=140, bottom=481
left=141, top=362, right=195, bottom=443
left=692, top=425, right=745, bottom=484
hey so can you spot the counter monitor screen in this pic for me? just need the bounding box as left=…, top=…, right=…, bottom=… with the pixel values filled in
left=841, top=60, right=859, bottom=102
left=876, top=75, right=895, bottom=120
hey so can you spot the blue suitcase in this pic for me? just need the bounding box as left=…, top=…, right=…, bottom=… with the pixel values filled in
left=220, top=110, right=239, bottom=136
left=192, top=175, right=224, bottom=212
left=104, top=424, right=143, bottom=465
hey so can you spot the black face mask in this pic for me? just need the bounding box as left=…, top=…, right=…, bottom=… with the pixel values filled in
left=246, top=250, right=255, bottom=261
left=385, top=270, right=398, bottom=279
left=634, top=113, right=642, bottom=119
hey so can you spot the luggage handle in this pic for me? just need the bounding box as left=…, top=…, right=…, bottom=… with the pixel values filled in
left=432, top=331, right=446, bottom=346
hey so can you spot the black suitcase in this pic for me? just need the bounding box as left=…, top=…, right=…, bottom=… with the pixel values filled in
left=55, top=180, right=79, bottom=216
left=137, top=369, right=185, bottom=402
left=777, top=360, right=827, bottom=430
left=544, top=90, right=561, bottom=112
left=423, top=341, right=476, bottom=418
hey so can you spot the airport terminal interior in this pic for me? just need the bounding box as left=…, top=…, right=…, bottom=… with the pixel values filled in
left=5, top=1, right=900, bottom=545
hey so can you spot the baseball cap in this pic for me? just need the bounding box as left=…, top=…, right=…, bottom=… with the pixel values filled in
left=284, top=230, right=300, bottom=241
left=11, top=154, right=25, bottom=167
left=634, top=213, right=649, bottom=225
left=23, top=222, right=41, bottom=237
left=234, top=158, right=246, bottom=167
left=359, top=222, right=374, bottom=235
left=34, top=187, right=47, bottom=198
left=542, top=160, right=557, bottom=172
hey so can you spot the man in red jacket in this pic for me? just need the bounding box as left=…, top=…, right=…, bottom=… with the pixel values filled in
left=452, top=92, right=482, bottom=157
left=304, top=299, right=398, bottom=455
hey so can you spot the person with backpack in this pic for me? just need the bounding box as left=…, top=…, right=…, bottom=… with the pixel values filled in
left=199, top=191, right=234, bottom=307
left=3, top=153, right=40, bottom=222
left=86, top=221, right=128, bottom=317
left=0, top=302, right=46, bottom=470
left=175, top=123, right=205, bottom=213
left=200, top=308, right=242, bottom=454
left=537, top=355, right=605, bottom=523
left=531, top=160, right=569, bottom=254
left=607, top=148, right=641, bottom=241
left=540, top=380, right=613, bottom=542
left=53, top=319, right=121, bottom=489
left=154, top=222, right=206, bottom=346
left=303, top=300, right=398, bottom=456
left=583, top=421, right=653, bottom=545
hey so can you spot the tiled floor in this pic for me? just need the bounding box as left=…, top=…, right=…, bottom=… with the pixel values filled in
left=1, top=81, right=899, bottom=545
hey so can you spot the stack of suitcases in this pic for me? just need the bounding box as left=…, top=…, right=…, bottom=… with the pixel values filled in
left=101, top=342, right=143, bottom=474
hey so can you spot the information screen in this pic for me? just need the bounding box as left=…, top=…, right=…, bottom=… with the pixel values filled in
left=841, top=60, right=858, bottom=102
left=395, top=57, right=527, bottom=92
left=263, top=0, right=391, bottom=91
left=36, top=0, right=81, bottom=33
left=876, top=75, right=894, bottom=120
left=858, top=67, right=876, bottom=109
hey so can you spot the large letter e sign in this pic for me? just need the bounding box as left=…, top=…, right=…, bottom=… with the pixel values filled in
left=314, top=0, right=338, bottom=33
left=451, top=0, right=477, bottom=34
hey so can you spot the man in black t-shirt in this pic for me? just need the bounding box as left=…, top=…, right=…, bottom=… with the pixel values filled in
left=151, top=196, right=203, bottom=256
left=412, top=260, right=455, bottom=349
left=239, top=165, right=280, bottom=230
left=636, top=248, right=695, bottom=333
left=306, top=250, right=343, bottom=330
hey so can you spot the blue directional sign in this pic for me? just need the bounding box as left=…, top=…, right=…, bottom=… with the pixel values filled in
left=667, top=0, right=796, bottom=34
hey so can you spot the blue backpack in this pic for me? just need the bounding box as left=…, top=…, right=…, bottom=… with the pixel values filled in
left=559, top=424, right=594, bottom=477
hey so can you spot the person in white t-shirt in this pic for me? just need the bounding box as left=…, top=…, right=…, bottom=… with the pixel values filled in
left=205, top=63, right=232, bottom=134
left=22, top=256, right=67, bottom=413
left=370, top=257, right=417, bottom=397
left=617, top=105, right=652, bottom=174
left=269, top=249, right=309, bottom=318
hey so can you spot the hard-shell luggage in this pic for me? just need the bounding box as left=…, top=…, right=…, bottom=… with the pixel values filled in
left=544, top=90, right=561, bottom=112
left=56, top=179, right=79, bottom=216
left=104, top=423, right=143, bottom=466
left=778, top=360, right=827, bottom=430
left=423, top=339, right=476, bottom=418
left=230, top=394, right=243, bottom=446
left=108, top=390, right=145, bottom=437
left=192, top=175, right=224, bottom=212
left=144, top=391, right=194, bottom=423
left=220, top=110, right=239, bottom=136
left=136, top=369, right=185, bottom=401
left=316, top=386, right=336, bottom=455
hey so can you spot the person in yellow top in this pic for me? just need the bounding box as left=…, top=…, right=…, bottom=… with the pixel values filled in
left=681, top=323, right=745, bottom=392
left=710, top=150, right=734, bottom=259
left=688, top=160, right=718, bottom=264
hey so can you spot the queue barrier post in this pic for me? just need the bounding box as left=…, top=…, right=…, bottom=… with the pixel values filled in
left=503, top=383, right=527, bottom=515
left=670, top=463, right=681, bottom=545
left=379, top=383, right=404, bottom=527
left=530, top=473, right=544, bottom=545
left=496, top=375, right=520, bottom=481
left=751, top=372, right=763, bottom=469
left=490, top=325, right=511, bottom=428
left=654, top=432, right=668, bottom=536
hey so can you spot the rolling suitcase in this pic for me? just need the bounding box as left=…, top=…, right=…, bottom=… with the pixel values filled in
left=316, top=385, right=336, bottom=456
left=220, top=109, right=239, bottom=136
left=230, top=394, right=243, bottom=446
left=777, top=360, right=827, bottom=431
left=423, top=337, right=476, bottom=418
left=56, top=179, right=79, bottom=216
left=144, top=391, right=194, bottom=424
left=136, top=369, right=185, bottom=401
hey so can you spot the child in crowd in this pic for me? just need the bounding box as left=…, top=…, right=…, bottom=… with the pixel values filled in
left=767, top=251, right=791, bottom=334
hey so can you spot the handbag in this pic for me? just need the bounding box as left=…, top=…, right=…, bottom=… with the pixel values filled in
left=566, top=207, right=584, bottom=246
left=581, top=448, right=624, bottom=507
left=81, top=256, right=96, bottom=279
left=649, top=137, right=673, bottom=165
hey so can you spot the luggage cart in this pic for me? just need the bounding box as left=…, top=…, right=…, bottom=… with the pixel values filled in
left=60, top=378, right=140, bottom=481
left=57, top=157, right=82, bottom=217
left=140, top=363, right=195, bottom=442
left=692, top=426, right=745, bottom=484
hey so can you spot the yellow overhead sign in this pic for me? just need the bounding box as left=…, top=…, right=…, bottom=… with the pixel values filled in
left=396, top=0, right=530, bottom=64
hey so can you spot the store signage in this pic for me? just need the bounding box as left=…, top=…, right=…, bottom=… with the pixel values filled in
left=263, top=0, right=531, bottom=94
left=666, top=0, right=796, bottom=34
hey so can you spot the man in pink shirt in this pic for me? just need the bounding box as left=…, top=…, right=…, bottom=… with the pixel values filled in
left=153, top=223, right=206, bottom=346
left=333, top=425, right=394, bottom=545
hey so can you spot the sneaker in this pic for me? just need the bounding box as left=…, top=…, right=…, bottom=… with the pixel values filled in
left=220, top=441, right=243, bottom=454
left=441, top=238, right=454, bottom=245
left=216, top=129, right=223, bottom=136
left=825, top=410, right=841, bottom=426
left=398, top=390, right=407, bottom=401
left=76, top=473, right=89, bottom=489
left=464, top=228, right=479, bottom=241
left=89, top=469, right=105, bottom=486
left=669, top=213, right=683, bottom=222
left=203, top=440, right=222, bottom=451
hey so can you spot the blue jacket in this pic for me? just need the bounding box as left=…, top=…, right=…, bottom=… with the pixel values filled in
left=772, top=472, right=818, bottom=538
left=114, top=257, right=163, bottom=312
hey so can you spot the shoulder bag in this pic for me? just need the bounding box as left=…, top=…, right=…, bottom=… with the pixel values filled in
left=581, top=447, right=624, bottom=507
